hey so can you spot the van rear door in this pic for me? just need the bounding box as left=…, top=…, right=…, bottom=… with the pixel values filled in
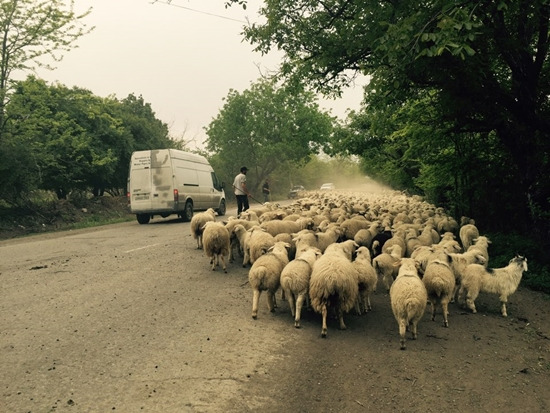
left=129, top=152, right=153, bottom=212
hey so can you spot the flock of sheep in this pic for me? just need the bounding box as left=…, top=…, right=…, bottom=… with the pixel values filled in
left=189, top=190, right=528, bottom=349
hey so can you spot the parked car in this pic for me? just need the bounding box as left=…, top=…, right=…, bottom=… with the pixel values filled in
left=288, top=185, right=305, bottom=199
left=319, top=183, right=335, bottom=190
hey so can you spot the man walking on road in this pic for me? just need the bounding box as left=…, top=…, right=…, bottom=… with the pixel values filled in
left=233, top=166, right=250, bottom=217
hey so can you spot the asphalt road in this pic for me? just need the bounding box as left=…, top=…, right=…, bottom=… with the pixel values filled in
left=2, top=203, right=550, bottom=413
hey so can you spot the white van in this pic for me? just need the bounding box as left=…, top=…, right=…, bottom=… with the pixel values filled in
left=127, top=149, right=226, bottom=224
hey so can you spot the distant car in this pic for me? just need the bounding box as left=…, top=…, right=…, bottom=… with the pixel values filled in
left=288, top=185, right=305, bottom=199
left=319, top=183, right=335, bottom=190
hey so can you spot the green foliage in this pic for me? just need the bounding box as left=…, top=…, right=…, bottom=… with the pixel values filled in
left=204, top=78, right=335, bottom=193
left=0, top=76, right=176, bottom=203
left=0, top=0, right=93, bottom=133
left=234, top=0, right=550, bottom=239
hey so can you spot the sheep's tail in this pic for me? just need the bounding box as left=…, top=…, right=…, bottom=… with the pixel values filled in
left=432, top=277, right=446, bottom=298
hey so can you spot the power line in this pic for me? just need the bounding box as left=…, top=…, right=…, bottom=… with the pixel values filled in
left=151, top=0, right=248, bottom=23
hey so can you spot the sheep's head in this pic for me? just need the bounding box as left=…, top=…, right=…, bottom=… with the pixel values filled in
left=511, top=255, right=528, bottom=271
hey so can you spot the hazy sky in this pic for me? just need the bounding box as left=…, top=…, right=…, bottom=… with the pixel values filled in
left=36, top=0, right=366, bottom=149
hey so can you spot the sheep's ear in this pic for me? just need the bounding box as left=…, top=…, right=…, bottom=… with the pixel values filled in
left=393, top=260, right=402, bottom=268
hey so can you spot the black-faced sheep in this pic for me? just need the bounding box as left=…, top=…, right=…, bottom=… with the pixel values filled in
left=190, top=208, right=216, bottom=249
left=390, top=257, right=428, bottom=350
left=280, top=247, right=322, bottom=328
left=249, top=241, right=291, bottom=319
left=309, top=240, right=359, bottom=338
left=458, top=255, right=528, bottom=317
left=201, top=221, right=230, bottom=273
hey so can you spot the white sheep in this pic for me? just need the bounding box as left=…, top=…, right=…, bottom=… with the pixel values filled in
left=458, top=255, right=528, bottom=317
left=231, top=224, right=253, bottom=267
left=390, top=257, right=428, bottom=350
left=353, top=246, right=377, bottom=315
left=247, top=226, right=276, bottom=265
left=382, top=229, right=406, bottom=258
left=309, top=240, right=359, bottom=337
left=260, top=217, right=314, bottom=237
left=280, top=247, right=322, bottom=328
left=459, top=223, right=480, bottom=251
left=467, top=235, right=491, bottom=265
left=249, top=241, right=291, bottom=319
left=190, top=208, right=216, bottom=249
left=201, top=221, right=230, bottom=273
left=446, top=250, right=487, bottom=302
left=353, top=221, right=382, bottom=248
left=422, top=256, right=455, bottom=327
left=373, top=244, right=403, bottom=292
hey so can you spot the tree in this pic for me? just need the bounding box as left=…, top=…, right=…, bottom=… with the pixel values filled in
left=1, top=77, right=175, bottom=202
left=227, top=0, right=550, bottom=233
left=0, top=0, right=92, bottom=137
left=204, top=78, right=335, bottom=193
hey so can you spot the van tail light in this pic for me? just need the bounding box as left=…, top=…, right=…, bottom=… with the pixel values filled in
left=127, top=191, right=131, bottom=206
left=174, top=189, right=179, bottom=203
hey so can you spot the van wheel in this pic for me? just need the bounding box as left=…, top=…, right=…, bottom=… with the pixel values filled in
left=182, top=201, right=193, bottom=222
left=136, top=214, right=150, bottom=224
left=217, top=199, right=226, bottom=216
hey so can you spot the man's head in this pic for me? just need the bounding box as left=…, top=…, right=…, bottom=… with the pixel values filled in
left=240, top=166, right=248, bottom=174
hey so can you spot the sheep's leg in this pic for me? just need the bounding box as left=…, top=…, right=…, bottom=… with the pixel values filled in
left=338, top=307, right=347, bottom=330
left=399, top=320, right=407, bottom=350
left=252, top=289, right=261, bottom=319
left=410, top=321, right=418, bottom=340
left=295, top=293, right=307, bottom=328
left=220, top=254, right=227, bottom=273
left=267, top=291, right=276, bottom=313
left=209, top=255, right=216, bottom=271
left=367, top=292, right=372, bottom=311
left=451, top=280, right=460, bottom=303
left=321, top=304, right=328, bottom=338
left=499, top=295, right=508, bottom=317
left=442, top=300, right=449, bottom=328
left=286, top=289, right=296, bottom=317
left=354, top=298, right=362, bottom=316
left=242, top=249, right=250, bottom=268
left=465, top=288, right=479, bottom=314
left=430, top=300, right=436, bottom=322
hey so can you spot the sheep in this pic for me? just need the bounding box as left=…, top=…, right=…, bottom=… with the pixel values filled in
left=225, top=219, right=256, bottom=263
left=446, top=250, right=487, bottom=302
left=405, top=228, right=422, bottom=257
left=459, top=223, right=480, bottom=251
left=309, top=240, right=359, bottom=338
left=280, top=247, right=322, bottom=328
left=467, top=235, right=491, bottom=265
left=294, top=226, right=343, bottom=256
left=247, top=226, right=276, bottom=265
left=339, top=217, right=371, bottom=240
left=390, top=257, right=428, bottom=350
left=353, top=246, right=377, bottom=315
left=422, top=256, right=455, bottom=327
left=373, top=244, right=403, bottom=292
left=353, top=221, right=383, bottom=248
left=201, top=221, right=230, bottom=273
left=231, top=224, right=253, bottom=267
left=274, top=232, right=297, bottom=261
left=458, top=255, right=528, bottom=317
left=382, top=229, right=406, bottom=258
left=259, top=217, right=313, bottom=237
left=190, top=208, right=216, bottom=249
left=371, top=230, right=392, bottom=258
left=249, top=241, right=291, bottom=319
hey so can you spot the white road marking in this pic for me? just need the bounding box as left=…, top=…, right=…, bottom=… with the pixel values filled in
left=124, top=243, right=161, bottom=253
